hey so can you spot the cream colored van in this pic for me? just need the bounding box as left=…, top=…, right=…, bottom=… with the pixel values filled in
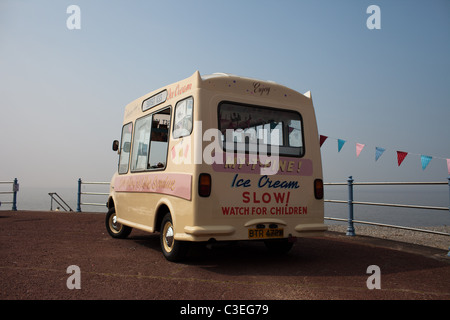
left=106, top=71, right=326, bottom=261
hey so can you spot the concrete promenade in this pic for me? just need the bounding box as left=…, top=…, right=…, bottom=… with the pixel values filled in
left=1, top=210, right=449, bottom=301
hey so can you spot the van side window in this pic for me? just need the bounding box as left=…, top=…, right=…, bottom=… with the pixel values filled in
left=131, top=115, right=152, bottom=171
left=118, top=122, right=133, bottom=174
left=148, top=108, right=171, bottom=169
left=173, top=97, right=193, bottom=139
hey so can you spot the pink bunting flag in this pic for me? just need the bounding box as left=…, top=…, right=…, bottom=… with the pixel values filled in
left=397, top=151, right=408, bottom=166
left=447, top=159, right=450, bottom=175
left=356, top=143, right=365, bottom=157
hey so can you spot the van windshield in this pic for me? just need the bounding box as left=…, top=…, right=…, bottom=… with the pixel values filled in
left=218, top=102, right=304, bottom=157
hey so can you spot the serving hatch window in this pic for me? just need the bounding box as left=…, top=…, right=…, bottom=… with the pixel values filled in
left=130, top=108, right=171, bottom=172
left=218, top=102, right=304, bottom=157
left=173, top=97, right=193, bottom=139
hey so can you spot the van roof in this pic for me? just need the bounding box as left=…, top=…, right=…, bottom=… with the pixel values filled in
left=122, top=71, right=312, bottom=122
left=201, top=72, right=277, bottom=83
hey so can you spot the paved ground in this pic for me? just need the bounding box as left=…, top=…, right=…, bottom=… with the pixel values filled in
left=1, top=210, right=449, bottom=302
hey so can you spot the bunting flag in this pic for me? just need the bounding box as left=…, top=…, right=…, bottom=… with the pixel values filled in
left=337, top=139, right=346, bottom=152
left=319, top=135, right=328, bottom=147
left=319, top=134, right=449, bottom=174
left=420, top=155, right=432, bottom=170
left=356, top=143, right=365, bottom=157
left=397, top=151, right=408, bottom=167
left=375, top=147, right=385, bottom=161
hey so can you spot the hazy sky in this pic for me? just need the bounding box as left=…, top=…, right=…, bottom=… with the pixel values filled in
left=1, top=0, right=449, bottom=192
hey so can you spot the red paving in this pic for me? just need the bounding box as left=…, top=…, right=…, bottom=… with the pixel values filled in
left=1, top=210, right=449, bottom=301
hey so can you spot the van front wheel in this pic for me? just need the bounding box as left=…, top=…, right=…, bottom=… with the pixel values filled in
left=105, top=207, right=132, bottom=239
left=160, top=213, right=188, bottom=262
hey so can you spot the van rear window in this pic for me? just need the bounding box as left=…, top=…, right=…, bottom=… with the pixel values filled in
left=218, top=102, right=304, bottom=157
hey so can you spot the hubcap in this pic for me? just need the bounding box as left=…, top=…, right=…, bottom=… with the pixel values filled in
left=163, top=222, right=174, bottom=252
left=110, top=213, right=121, bottom=233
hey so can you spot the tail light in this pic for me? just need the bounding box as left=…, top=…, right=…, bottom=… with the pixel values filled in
left=314, top=179, right=324, bottom=199
left=198, top=173, right=211, bottom=197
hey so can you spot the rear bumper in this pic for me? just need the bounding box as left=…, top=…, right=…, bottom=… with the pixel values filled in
left=177, top=222, right=327, bottom=241
left=295, top=223, right=328, bottom=233
left=294, top=223, right=328, bottom=237
left=184, top=225, right=236, bottom=236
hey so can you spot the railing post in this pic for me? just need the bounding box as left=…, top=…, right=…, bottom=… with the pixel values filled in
left=12, top=178, right=18, bottom=211
left=346, top=176, right=355, bottom=236
left=77, top=178, right=82, bottom=212
left=447, top=176, right=450, bottom=257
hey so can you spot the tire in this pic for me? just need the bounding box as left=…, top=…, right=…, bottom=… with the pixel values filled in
left=264, top=238, right=294, bottom=254
left=105, top=207, right=132, bottom=239
left=160, top=213, right=188, bottom=262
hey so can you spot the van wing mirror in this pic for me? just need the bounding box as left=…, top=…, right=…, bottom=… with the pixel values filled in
left=112, top=140, right=119, bottom=151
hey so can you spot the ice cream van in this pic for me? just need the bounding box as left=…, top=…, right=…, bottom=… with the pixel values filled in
left=106, top=71, right=327, bottom=261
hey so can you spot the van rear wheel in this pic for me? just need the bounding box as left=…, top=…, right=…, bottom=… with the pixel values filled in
left=106, top=207, right=132, bottom=239
left=160, top=213, right=188, bottom=262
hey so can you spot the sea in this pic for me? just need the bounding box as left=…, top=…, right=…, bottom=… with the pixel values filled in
left=1, top=183, right=449, bottom=228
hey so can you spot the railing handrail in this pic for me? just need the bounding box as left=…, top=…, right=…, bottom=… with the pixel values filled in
left=324, top=178, right=450, bottom=212
left=81, top=181, right=110, bottom=185
left=325, top=199, right=448, bottom=211
left=77, top=178, right=109, bottom=212
left=352, top=200, right=447, bottom=211
left=77, top=178, right=450, bottom=213
left=0, top=178, right=19, bottom=211
left=326, top=181, right=447, bottom=186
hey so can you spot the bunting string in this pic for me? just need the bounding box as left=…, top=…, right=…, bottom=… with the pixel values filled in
left=319, top=134, right=450, bottom=175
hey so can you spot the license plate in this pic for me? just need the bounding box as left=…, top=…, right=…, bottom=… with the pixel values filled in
left=248, top=228, right=284, bottom=239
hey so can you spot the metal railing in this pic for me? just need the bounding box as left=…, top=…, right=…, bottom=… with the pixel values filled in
left=75, top=176, right=450, bottom=254
left=48, top=192, right=73, bottom=212
left=0, top=178, right=19, bottom=211
left=76, top=178, right=109, bottom=212
left=324, top=176, right=450, bottom=256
